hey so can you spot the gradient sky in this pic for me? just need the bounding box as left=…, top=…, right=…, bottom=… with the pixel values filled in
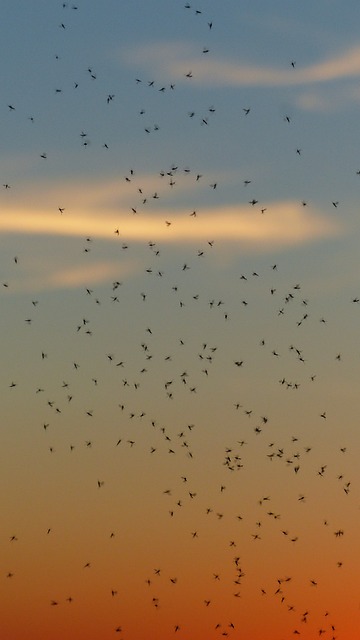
left=1, top=2, right=360, bottom=639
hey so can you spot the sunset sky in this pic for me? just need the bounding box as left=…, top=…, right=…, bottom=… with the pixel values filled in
left=1, top=2, right=360, bottom=639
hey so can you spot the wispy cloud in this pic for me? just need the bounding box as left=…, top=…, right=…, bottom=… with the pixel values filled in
left=40, top=262, right=132, bottom=290
left=0, top=176, right=343, bottom=292
left=12, top=260, right=137, bottom=293
left=125, top=42, right=360, bottom=88
left=0, top=195, right=341, bottom=247
left=295, top=85, right=360, bottom=112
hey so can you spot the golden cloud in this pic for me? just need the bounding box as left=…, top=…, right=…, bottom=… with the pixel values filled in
left=0, top=180, right=342, bottom=292
left=0, top=200, right=341, bottom=246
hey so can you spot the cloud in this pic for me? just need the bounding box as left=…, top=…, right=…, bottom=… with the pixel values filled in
left=295, top=85, right=360, bottom=112
left=10, top=260, right=137, bottom=293
left=125, top=42, right=360, bottom=88
left=0, top=194, right=341, bottom=247
left=40, top=262, right=133, bottom=290
left=0, top=177, right=342, bottom=292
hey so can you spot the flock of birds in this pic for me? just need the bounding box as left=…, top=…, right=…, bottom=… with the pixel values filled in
left=1, top=2, right=360, bottom=640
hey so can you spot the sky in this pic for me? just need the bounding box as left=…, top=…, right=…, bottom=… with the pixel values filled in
left=1, top=1, right=360, bottom=639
